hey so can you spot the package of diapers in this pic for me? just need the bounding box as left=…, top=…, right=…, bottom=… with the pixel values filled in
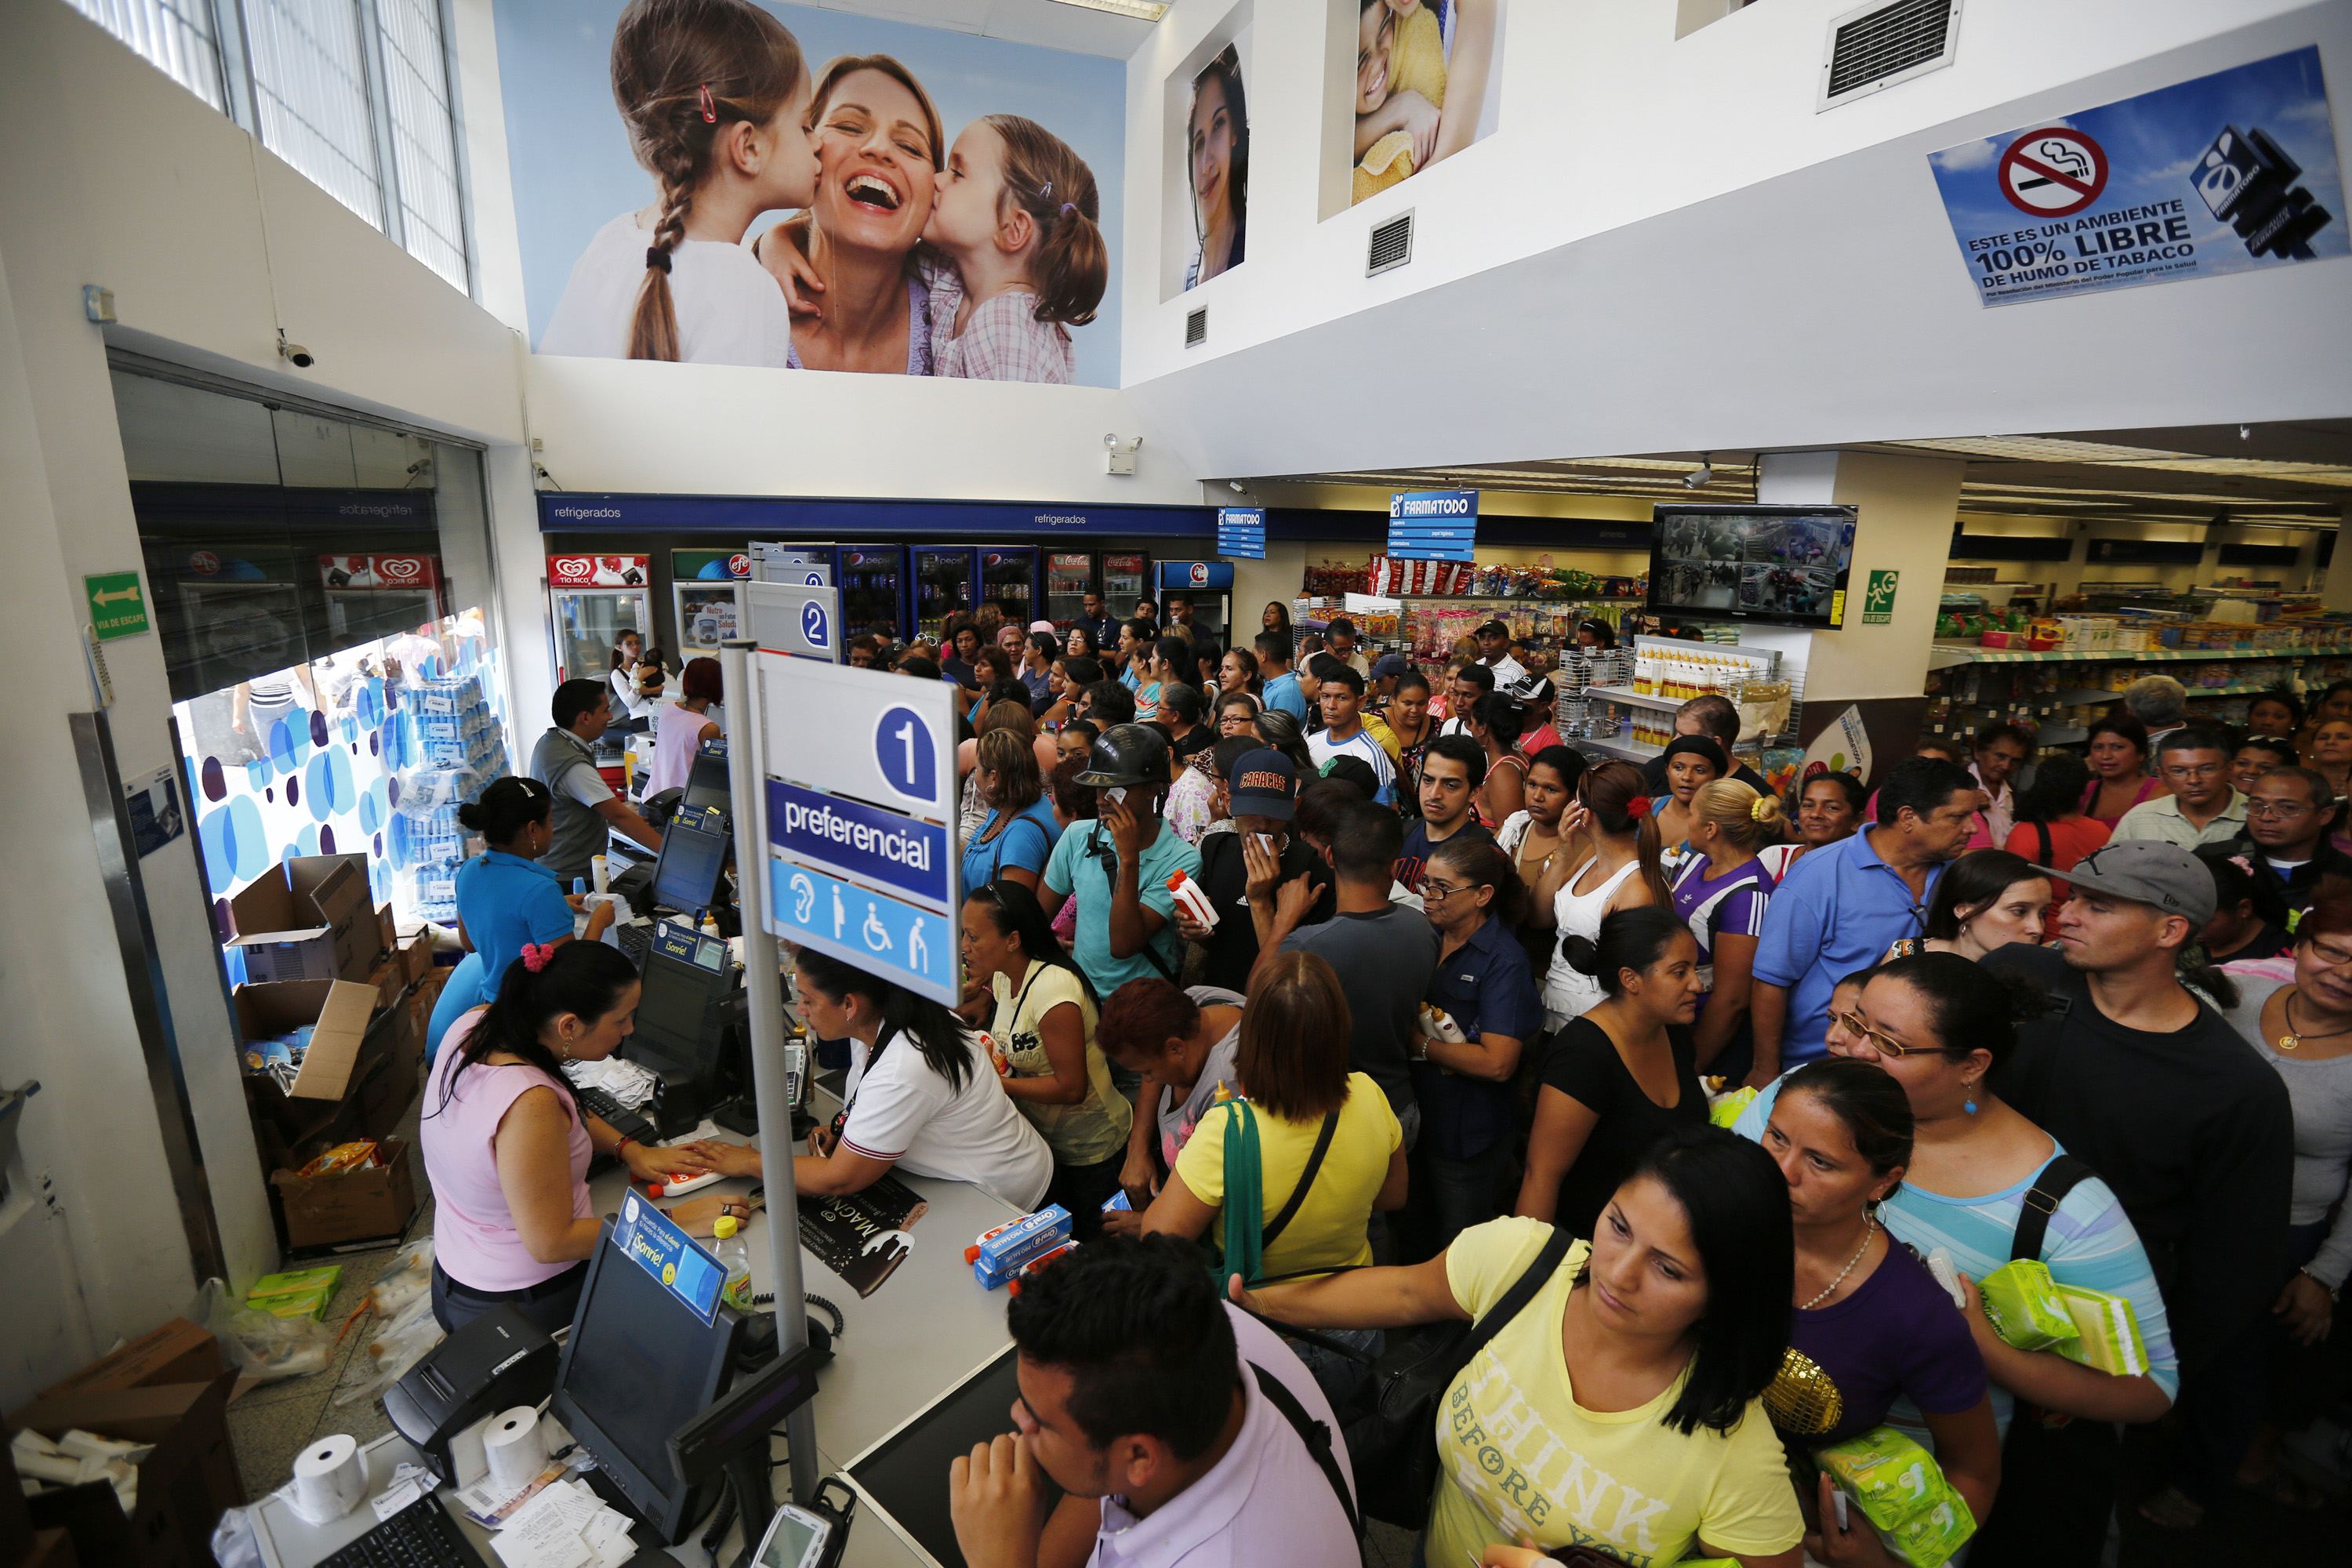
left=1976, top=1258, right=2079, bottom=1352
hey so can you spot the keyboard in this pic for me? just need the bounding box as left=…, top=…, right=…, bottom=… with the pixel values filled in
left=616, top=920, right=653, bottom=969
left=575, top=1084, right=658, bottom=1145
left=321, top=1492, right=487, bottom=1568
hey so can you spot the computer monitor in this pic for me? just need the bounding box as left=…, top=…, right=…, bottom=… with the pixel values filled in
left=652, top=804, right=728, bottom=916
left=553, top=1211, right=739, bottom=1542
left=631, top=924, right=734, bottom=1065
left=684, top=750, right=731, bottom=814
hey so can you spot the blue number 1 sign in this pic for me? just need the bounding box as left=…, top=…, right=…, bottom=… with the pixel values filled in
left=873, top=706, right=935, bottom=801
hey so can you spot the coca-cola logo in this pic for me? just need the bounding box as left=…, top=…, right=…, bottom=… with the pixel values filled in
left=379, top=557, right=423, bottom=582
left=189, top=550, right=220, bottom=576
left=551, top=557, right=593, bottom=581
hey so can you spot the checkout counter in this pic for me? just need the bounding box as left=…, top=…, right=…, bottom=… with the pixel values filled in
left=245, top=1082, right=1022, bottom=1568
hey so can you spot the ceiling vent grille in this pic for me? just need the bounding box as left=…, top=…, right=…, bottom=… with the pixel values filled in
left=1184, top=306, right=1207, bottom=348
left=1820, top=0, right=1962, bottom=111
left=1367, top=211, right=1414, bottom=277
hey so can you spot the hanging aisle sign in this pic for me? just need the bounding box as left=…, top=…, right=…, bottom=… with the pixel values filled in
left=1927, top=47, right=2347, bottom=307
left=1217, top=507, right=1265, bottom=560
left=747, top=658, right=959, bottom=1004
left=1388, top=489, right=1479, bottom=563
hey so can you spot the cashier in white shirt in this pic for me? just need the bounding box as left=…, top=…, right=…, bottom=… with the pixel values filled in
left=684, top=949, right=1052, bottom=1210
left=947, top=1232, right=1359, bottom=1568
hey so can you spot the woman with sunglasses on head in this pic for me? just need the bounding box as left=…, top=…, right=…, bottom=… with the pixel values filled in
left=2216, top=884, right=2352, bottom=1503
left=1519, top=909, right=1708, bottom=1239
left=1411, top=839, right=1545, bottom=1247
left=959, top=881, right=1131, bottom=1236
left=1883, top=848, right=2051, bottom=964
left=1733, top=952, right=2176, bottom=1562
left=1236, top=1126, right=1805, bottom=1568
left=1753, top=1058, right=1999, bottom=1558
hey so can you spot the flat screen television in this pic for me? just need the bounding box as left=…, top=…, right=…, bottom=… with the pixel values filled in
left=1646, top=505, right=1860, bottom=629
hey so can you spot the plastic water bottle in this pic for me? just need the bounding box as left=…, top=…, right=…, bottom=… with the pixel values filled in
left=712, top=1214, right=754, bottom=1314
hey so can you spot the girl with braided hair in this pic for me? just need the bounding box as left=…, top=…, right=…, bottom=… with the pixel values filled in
left=540, top=0, right=815, bottom=365
left=918, top=114, right=1108, bottom=383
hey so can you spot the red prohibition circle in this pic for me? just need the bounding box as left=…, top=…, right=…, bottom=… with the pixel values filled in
left=1998, top=127, right=2109, bottom=219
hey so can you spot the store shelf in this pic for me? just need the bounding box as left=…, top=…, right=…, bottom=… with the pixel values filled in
left=1930, top=642, right=2341, bottom=666
left=1587, top=684, right=1689, bottom=713
left=2049, top=682, right=2288, bottom=705
left=1577, top=735, right=1664, bottom=764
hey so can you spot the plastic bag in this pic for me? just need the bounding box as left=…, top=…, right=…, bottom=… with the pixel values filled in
left=197, top=1277, right=333, bottom=1385
left=368, top=1237, right=434, bottom=1318
left=332, top=1289, right=443, bottom=1409
left=211, top=1501, right=265, bottom=1568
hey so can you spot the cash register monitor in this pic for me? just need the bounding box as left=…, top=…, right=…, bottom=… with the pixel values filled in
left=553, top=1214, right=739, bottom=1543
left=630, top=925, right=735, bottom=1076
left=846, top=1345, right=1046, bottom=1568
left=684, top=750, right=731, bottom=813
left=652, top=808, right=728, bottom=916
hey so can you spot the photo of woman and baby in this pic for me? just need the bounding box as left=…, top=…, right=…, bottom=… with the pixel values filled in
left=1350, top=0, right=1504, bottom=205
left=537, top=0, right=1112, bottom=383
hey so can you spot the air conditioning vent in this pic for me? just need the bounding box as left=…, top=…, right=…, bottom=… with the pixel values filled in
left=1184, top=307, right=1207, bottom=348
left=1367, top=211, right=1414, bottom=277
left=1820, top=0, right=1961, bottom=111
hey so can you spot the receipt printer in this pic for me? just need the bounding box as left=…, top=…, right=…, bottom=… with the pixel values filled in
left=383, top=1304, right=559, bottom=1484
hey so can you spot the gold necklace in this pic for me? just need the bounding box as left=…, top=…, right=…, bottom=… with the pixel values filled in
left=1800, top=1214, right=1877, bottom=1311
left=2278, top=991, right=2352, bottom=1053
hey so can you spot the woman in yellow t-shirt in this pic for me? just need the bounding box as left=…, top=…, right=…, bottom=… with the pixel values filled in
left=1142, top=950, right=1407, bottom=1278
left=1236, top=1124, right=1805, bottom=1568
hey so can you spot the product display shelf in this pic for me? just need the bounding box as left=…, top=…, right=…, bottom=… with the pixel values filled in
left=1582, top=633, right=1801, bottom=761
left=1585, top=684, right=1682, bottom=712
left=1931, top=641, right=2344, bottom=666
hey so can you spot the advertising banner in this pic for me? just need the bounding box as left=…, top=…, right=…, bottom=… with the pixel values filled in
left=495, top=1, right=1124, bottom=387
left=1928, top=47, right=2346, bottom=307
left=1166, top=32, right=1250, bottom=299
left=1341, top=1, right=1507, bottom=208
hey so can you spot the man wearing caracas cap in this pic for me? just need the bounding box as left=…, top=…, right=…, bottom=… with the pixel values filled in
left=1984, top=837, right=2292, bottom=1536
left=1181, top=748, right=1334, bottom=994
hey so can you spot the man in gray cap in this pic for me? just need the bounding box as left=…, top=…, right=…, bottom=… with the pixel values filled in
left=1040, top=724, right=1202, bottom=1002
left=1984, top=839, right=2291, bottom=1539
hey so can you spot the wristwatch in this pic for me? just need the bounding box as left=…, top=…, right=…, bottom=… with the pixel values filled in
left=2299, top=1266, right=2342, bottom=1303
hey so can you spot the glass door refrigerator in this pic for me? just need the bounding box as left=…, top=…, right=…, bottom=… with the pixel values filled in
left=978, top=546, right=1040, bottom=629
left=834, top=545, right=905, bottom=641
left=910, top=546, right=978, bottom=641
left=546, top=554, right=652, bottom=684
left=1044, top=551, right=1094, bottom=627
left=1155, top=560, right=1236, bottom=644
left=1101, top=550, right=1151, bottom=621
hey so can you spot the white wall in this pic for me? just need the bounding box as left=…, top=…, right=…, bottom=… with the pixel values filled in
left=0, top=0, right=535, bottom=1394
left=1124, top=0, right=2321, bottom=383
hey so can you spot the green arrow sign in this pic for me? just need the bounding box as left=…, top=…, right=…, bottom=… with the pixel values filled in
left=85, top=572, right=151, bottom=641
left=1861, top=569, right=1900, bottom=626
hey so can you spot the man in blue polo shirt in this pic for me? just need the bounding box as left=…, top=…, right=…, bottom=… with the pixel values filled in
left=1748, top=756, right=1980, bottom=1084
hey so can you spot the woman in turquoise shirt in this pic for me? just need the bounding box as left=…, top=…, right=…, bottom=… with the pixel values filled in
left=428, top=778, right=616, bottom=1061
left=960, top=731, right=1062, bottom=895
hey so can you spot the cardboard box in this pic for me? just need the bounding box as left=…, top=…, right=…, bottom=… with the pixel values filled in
left=396, top=931, right=434, bottom=985
left=7, top=1371, right=242, bottom=1568
left=234, top=980, right=379, bottom=1105
left=36, top=1320, right=221, bottom=1402
left=272, top=1138, right=419, bottom=1250
left=362, top=954, right=405, bottom=1011
left=226, top=854, right=385, bottom=984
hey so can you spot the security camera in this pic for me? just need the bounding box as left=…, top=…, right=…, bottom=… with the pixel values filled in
left=1228, top=480, right=1247, bottom=494
left=1682, top=453, right=1715, bottom=490
left=278, top=331, right=314, bottom=369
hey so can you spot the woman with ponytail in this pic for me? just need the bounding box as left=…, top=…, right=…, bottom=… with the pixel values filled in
left=1531, top=760, right=1672, bottom=1029
left=686, top=947, right=1051, bottom=1210
left=917, top=113, right=1107, bottom=383
left=543, top=0, right=817, bottom=365
left=1516, top=908, right=1708, bottom=1239
left=422, top=942, right=718, bottom=1332
left=1671, top=779, right=1784, bottom=1078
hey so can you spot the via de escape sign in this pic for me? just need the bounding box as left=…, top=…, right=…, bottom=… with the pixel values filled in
left=749, top=657, right=959, bottom=1004
left=85, top=572, right=151, bottom=641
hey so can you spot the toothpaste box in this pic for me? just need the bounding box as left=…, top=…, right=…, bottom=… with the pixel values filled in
left=967, top=1205, right=1073, bottom=1287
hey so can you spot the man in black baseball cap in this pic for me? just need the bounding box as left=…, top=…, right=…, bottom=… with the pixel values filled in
left=1184, top=747, right=1332, bottom=992
left=1984, top=837, right=2290, bottom=1542
left=1041, top=724, right=1201, bottom=1002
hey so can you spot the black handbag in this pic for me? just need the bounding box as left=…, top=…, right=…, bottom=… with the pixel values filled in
left=1264, top=1224, right=1573, bottom=1531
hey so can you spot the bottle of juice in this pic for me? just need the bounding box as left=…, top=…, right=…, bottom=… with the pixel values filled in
left=713, top=1214, right=754, bottom=1314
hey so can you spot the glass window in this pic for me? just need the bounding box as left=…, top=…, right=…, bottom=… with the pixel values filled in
left=378, top=0, right=470, bottom=290
left=69, top=0, right=228, bottom=111
left=245, top=0, right=385, bottom=230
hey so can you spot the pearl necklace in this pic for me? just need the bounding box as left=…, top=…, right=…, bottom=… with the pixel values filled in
left=1800, top=1214, right=1877, bottom=1311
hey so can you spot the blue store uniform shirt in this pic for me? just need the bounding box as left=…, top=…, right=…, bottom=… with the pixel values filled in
left=454, top=849, right=576, bottom=1001
left=1412, top=914, right=1546, bottom=1161
left=1262, top=671, right=1309, bottom=722
left=1752, top=829, right=1945, bottom=1065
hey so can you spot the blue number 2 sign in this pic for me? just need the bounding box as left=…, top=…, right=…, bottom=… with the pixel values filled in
left=874, top=706, right=935, bottom=802
left=801, top=600, right=830, bottom=652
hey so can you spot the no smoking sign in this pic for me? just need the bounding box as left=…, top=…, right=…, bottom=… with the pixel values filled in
left=1998, top=128, right=2109, bottom=217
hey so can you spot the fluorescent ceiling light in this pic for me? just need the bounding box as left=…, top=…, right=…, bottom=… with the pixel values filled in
left=1047, top=0, right=1168, bottom=19
left=1890, top=436, right=2195, bottom=463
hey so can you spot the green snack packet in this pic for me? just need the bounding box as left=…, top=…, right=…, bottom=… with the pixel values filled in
left=1708, top=1085, right=1758, bottom=1129
left=247, top=1264, right=343, bottom=1320
left=2055, top=1283, right=2150, bottom=1376
left=1881, top=1492, right=1976, bottom=1568
left=1816, top=1425, right=1942, bottom=1532
left=1977, top=1258, right=2077, bottom=1352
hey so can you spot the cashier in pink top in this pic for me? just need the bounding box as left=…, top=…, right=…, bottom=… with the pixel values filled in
left=419, top=942, right=726, bottom=1334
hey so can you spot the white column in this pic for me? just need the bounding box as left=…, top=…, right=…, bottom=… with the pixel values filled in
left=2324, top=505, right=2352, bottom=612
